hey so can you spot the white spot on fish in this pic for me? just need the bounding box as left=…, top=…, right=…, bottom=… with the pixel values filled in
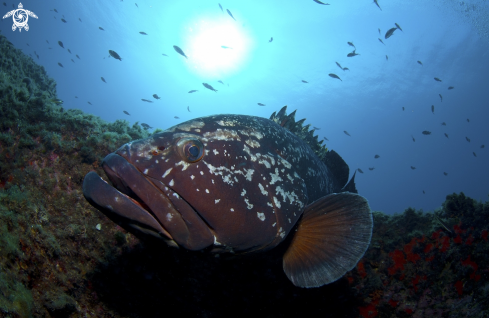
left=200, top=171, right=204, bottom=175
left=241, top=189, right=246, bottom=196
left=230, top=208, right=234, bottom=212
left=162, top=168, right=173, bottom=178
left=215, top=199, right=220, bottom=204
left=143, top=169, right=148, bottom=175
left=278, top=227, right=285, bottom=238
left=169, top=179, right=175, bottom=186
left=258, top=183, right=268, bottom=196
left=273, top=196, right=281, bottom=209
left=205, top=189, right=210, bottom=193
left=155, top=160, right=159, bottom=164
left=272, top=222, right=276, bottom=227
left=269, top=168, right=283, bottom=185
left=244, top=198, right=253, bottom=209
left=166, top=213, right=173, bottom=221
left=176, top=160, right=191, bottom=171
left=191, top=175, right=195, bottom=180
left=213, top=149, right=219, bottom=155
left=172, top=193, right=180, bottom=199
left=257, top=212, right=266, bottom=221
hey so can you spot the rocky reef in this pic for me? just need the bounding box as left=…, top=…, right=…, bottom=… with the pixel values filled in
left=0, top=33, right=488, bottom=317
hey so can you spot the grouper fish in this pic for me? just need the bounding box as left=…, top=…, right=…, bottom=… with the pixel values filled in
left=82, top=106, right=373, bottom=288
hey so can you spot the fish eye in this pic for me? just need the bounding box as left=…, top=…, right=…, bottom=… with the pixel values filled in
left=177, top=138, right=204, bottom=163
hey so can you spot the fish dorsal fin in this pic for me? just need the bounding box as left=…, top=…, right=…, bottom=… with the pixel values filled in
left=283, top=192, right=372, bottom=288
left=270, top=106, right=354, bottom=192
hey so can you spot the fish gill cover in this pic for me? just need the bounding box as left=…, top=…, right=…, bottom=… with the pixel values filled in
left=0, top=0, right=489, bottom=316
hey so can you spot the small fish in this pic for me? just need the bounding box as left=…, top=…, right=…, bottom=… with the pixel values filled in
left=411, top=166, right=416, bottom=170
left=473, top=152, right=477, bottom=157
left=88, top=102, right=92, bottom=105
left=76, top=54, right=80, bottom=59
left=99, top=27, right=104, bottom=31
left=344, top=131, right=351, bottom=136
left=378, top=38, right=385, bottom=45
left=481, top=145, right=485, bottom=148
left=221, top=46, right=233, bottom=49
left=135, top=3, right=138, bottom=7
left=368, top=167, right=375, bottom=171
left=422, top=131, right=431, bottom=135
left=71, top=59, right=74, bottom=63
left=374, top=155, right=380, bottom=159
left=467, top=118, right=470, bottom=122
left=46, top=40, right=49, bottom=44
left=385, top=27, right=397, bottom=39
left=343, top=67, right=349, bottom=71
left=313, top=0, right=330, bottom=4
left=402, top=107, right=405, bottom=111
left=323, top=137, right=329, bottom=141
left=109, top=50, right=122, bottom=61
left=153, top=94, right=161, bottom=100
left=75, top=96, right=78, bottom=98
left=378, top=28, right=381, bottom=34
left=2, top=2, right=5, bottom=6
left=439, top=94, right=442, bottom=102
left=173, top=45, right=188, bottom=59
left=218, top=80, right=224, bottom=85
left=329, top=73, right=342, bottom=81
left=123, top=111, right=130, bottom=115
left=67, top=49, right=71, bottom=54
left=411, top=135, right=415, bottom=142
left=203, top=83, right=218, bottom=92
left=335, top=62, right=343, bottom=70
left=431, top=105, right=434, bottom=114
left=347, top=50, right=360, bottom=57
left=174, top=116, right=180, bottom=119
left=347, top=42, right=356, bottom=49
left=218, top=3, right=223, bottom=12
left=51, top=98, right=63, bottom=105
left=161, top=54, right=168, bottom=57
left=385, top=55, right=388, bottom=61
left=313, top=127, right=320, bottom=130
left=302, top=80, right=308, bottom=83
left=444, top=133, right=449, bottom=138
left=188, top=90, right=198, bottom=93
left=423, top=190, right=425, bottom=194
left=141, top=99, right=153, bottom=103
left=258, top=103, right=266, bottom=106
left=466, top=137, right=470, bottom=142
left=443, top=172, right=448, bottom=176
left=269, top=37, right=273, bottom=43
left=54, top=9, right=58, bottom=13
left=79, top=18, right=82, bottom=22
left=141, top=123, right=153, bottom=129
left=357, top=168, right=364, bottom=174
left=226, top=9, right=236, bottom=21
left=139, top=32, right=147, bottom=35
left=58, top=41, right=64, bottom=48
left=441, top=122, right=446, bottom=126
left=58, top=62, right=63, bottom=68
left=61, top=18, right=67, bottom=23
left=417, top=61, right=423, bottom=66
left=434, top=77, right=442, bottom=82
left=448, top=86, right=454, bottom=90
left=187, top=106, right=190, bottom=112
left=373, top=0, right=382, bottom=11
left=395, top=23, right=403, bottom=31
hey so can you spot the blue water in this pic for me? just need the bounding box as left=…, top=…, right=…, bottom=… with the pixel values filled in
left=1, top=0, right=488, bottom=215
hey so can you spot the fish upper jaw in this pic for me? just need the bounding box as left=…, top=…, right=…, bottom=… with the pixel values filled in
left=83, top=152, right=214, bottom=250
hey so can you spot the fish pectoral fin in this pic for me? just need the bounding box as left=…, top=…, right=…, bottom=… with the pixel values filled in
left=282, top=192, right=372, bottom=288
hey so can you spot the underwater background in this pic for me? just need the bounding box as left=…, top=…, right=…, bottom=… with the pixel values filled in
left=0, top=0, right=488, bottom=317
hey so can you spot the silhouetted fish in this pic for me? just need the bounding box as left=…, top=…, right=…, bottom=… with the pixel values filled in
left=203, top=83, right=218, bottom=92
left=219, top=3, right=223, bottom=11
left=329, top=73, right=342, bottom=81
left=58, top=62, right=63, bottom=68
left=187, top=106, right=191, bottom=112
left=139, top=32, right=147, bottom=35
left=368, top=167, right=375, bottom=171
left=188, top=90, right=198, bottom=93
left=417, top=61, right=423, bottom=66
left=153, top=94, right=161, bottom=100
left=448, top=86, right=454, bottom=90
left=302, top=80, right=308, bottom=83
left=422, top=131, right=431, bottom=135
left=58, top=41, right=64, bottom=48
left=439, top=94, right=442, bottom=102
left=441, top=122, right=446, bottom=126
left=434, top=77, right=442, bottom=82
left=347, top=50, right=360, bottom=57
left=109, top=50, right=122, bottom=61
left=101, top=77, right=106, bottom=83
left=357, top=168, right=364, bottom=173
left=123, top=111, right=130, bottom=115
left=466, top=137, right=470, bottom=142
left=411, top=166, right=416, bottom=170
left=99, top=27, right=104, bottom=31
left=344, top=131, right=351, bottom=136
left=374, top=155, right=380, bottom=159
left=444, top=133, right=449, bottom=138
left=258, top=103, right=266, bottom=106
left=385, top=27, right=397, bottom=39
left=378, top=38, right=385, bottom=45
left=162, top=53, right=168, bottom=56
left=443, top=172, right=448, bottom=176
left=313, top=0, right=330, bottom=5
left=173, top=45, right=188, bottom=59
left=373, top=0, right=382, bottom=11
left=431, top=105, right=434, bottom=114
left=473, top=152, right=477, bottom=157
left=61, top=18, right=67, bottom=23
left=347, top=42, right=355, bottom=49
left=467, top=118, right=470, bottom=122
left=411, top=135, right=415, bottom=142
left=269, top=37, right=273, bottom=42
left=141, top=99, right=153, bottom=103
left=395, top=23, right=403, bottom=31
left=76, top=54, right=80, bottom=59
left=226, top=9, right=236, bottom=21
left=88, top=102, right=92, bottom=105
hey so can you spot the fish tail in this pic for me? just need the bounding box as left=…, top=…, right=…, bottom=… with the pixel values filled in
left=282, top=192, right=372, bottom=288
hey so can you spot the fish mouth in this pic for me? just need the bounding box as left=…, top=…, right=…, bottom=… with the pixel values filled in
left=82, top=153, right=213, bottom=250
